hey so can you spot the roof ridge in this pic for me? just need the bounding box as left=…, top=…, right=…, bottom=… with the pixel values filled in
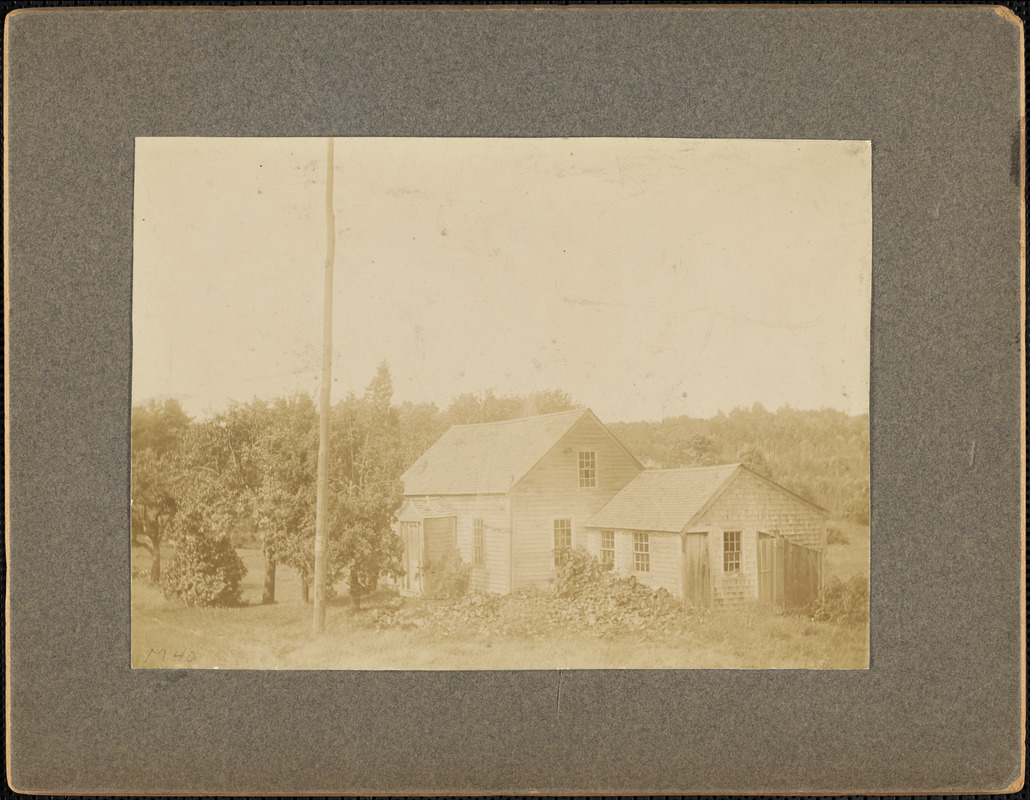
left=643, top=463, right=740, bottom=473
left=448, top=407, right=589, bottom=429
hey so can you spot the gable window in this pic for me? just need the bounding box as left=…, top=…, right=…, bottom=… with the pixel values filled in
left=553, top=519, right=572, bottom=566
left=578, top=451, right=597, bottom=488
left=632, top=533, right=650, bottom=572
left=723, top=530, right=742, bottom=573
left=473, top=518, right=484, bottom=565
left=600, top=530, right=615, bottom=566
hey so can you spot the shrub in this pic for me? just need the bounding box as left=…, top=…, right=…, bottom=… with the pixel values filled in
left=811, top=574, right=868, bottom=624
left=555, top=546, right=609, bottom=597
left=162, top=511, right=247, bottom=607
left=826, top=524, right=850, bottom=546
left=422, top=549, right=470, bottom=601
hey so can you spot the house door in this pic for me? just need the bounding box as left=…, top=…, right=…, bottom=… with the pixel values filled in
left=400, top=521, right=422, bottom=592
left=682, top=532, right=710, bottom=608
left=422, top=516, right=457, bottom=595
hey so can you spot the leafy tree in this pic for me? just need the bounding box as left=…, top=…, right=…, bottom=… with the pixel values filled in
left=736, top=443, right=770, bottom=476
left=666, top=432, right=718, bottom=467
left=444, top=388, right=580, bottom=425
left=161, top=507, right=247, bottom=607
left=130, top=448, right=179, bottom=583
left=252, top=393, right=320, bottom=603
left=130, top=399, right=191, bottom=582
left=330, top=362, right=405, bottom=607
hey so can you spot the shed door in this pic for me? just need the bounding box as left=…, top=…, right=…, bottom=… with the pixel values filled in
left=757, top=532, right=783, bottom=606
left=682, top=532, right=710, bottom=608
left=422, top=516, right=457, bottom=594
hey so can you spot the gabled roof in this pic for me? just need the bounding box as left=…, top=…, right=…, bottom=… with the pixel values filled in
left=587, top=464, right=741, bottom=533
left=587, top=463, right=829, bottom=533
left=401, top=408, right=594, bottom=496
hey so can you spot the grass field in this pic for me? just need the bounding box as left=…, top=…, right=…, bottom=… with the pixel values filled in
left=132, top=524, right=869, bottom=671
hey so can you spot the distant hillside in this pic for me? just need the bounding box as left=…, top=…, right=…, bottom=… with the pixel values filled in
left=609, top=405, right=869, bottom=524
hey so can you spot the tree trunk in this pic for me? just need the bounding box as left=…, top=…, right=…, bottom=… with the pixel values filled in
left=300, top=576, right=310, bottom=604
left=262, top=555, right=277, bottom=605
left=150, top=539, right=161, bottom=584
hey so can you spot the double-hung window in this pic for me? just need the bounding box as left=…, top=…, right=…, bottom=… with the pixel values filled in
left=723, top=530, right=742, bottom=573
left=553, top=519, right=573, bottom=566
left=473, top=519, right=484, bottom=565
left=632, top=532, right=650, bottom=573
left=578, top=451, right=597, bottom=488
left=600, top=530, right=615, bottom=566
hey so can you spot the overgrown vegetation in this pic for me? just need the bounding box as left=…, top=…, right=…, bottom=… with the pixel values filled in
left=161, top=511, right=247, bottom=607
left=826, top=523, right=850, bottom=546
left=422, top=550, right=471, bottom=602
left=810, top=574, right=869, bottom=625
left=373, top=548, right=698, bottom=638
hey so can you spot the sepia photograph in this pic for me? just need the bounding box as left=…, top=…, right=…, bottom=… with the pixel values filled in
left=131, top=136, right=871, bottom=670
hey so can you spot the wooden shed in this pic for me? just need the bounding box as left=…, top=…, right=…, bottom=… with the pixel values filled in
left=585, top=464, right=827, bottom=609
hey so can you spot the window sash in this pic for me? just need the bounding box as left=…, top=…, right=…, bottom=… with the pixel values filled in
left=723, top=530, right=742, bottom=572
left=553, top=519, right=572, bottom=565
left=632, top=532, right=650, bottom=572
left=473, top=519, right=484, bottom=565
left=600, top=529, right=615, bottom=564
left=578, top=450, right=597, bottom=488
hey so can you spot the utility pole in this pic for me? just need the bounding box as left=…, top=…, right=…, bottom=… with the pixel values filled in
left=313, top=137, right=335, bottom=634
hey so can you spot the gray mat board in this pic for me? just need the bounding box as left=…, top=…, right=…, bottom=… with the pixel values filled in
left=4, top=5, right=1024, bottom=794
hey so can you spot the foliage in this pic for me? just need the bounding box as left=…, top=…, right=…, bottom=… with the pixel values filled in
left=826, top=523, right=850, bottom=546
left=377, top=548, right=694, bottom=638
left=421, top=550, right=471, bottom=602
left=736, top=442, right=770, bottom=476
left=444, top=388, right=580, bottom=425
left=609, top=404, right=869, bottom=521
left=252, top=393, right=322, bottom=596
left=131, top=399, right=191, bottom=581
left=810, top=575, right=869, bottom=625
left=554, top=546, right=609, bottom=596
left=161, top=509, right=247, bottom=607
left=330, top=362, right=406, bottom=604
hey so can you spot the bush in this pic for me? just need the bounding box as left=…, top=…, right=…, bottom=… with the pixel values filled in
left=422, top=549, right=470, bottom=601
left=555, top=546, right=609, bottom=597
left=826, top=524, right=850, bottom=546
left=811, top=574, right=868, bottom=624
left=162, top=511, right=247, bottom=607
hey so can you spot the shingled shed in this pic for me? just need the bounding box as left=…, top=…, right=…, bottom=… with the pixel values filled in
left=585, top=464, right=827, bottom=609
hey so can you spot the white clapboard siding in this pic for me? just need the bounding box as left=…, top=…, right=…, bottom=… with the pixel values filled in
left=510, top=413, right=643, bottom=588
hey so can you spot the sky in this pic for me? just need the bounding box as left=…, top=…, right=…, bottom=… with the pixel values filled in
left=133, top=137, right=871, bottom=423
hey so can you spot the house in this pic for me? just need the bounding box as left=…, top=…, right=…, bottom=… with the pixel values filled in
left=584, top=464, right=827, bottom=609
left=397, top=408, right=644, bottom=594
left=397, top=408, right=827, bottom=609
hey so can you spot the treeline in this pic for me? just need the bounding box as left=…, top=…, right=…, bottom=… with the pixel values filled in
left=132, top=371, right=868, bottom=608
left=608, top=404, right=869, bottom=523
left=130, top=365, right=582, bottom=606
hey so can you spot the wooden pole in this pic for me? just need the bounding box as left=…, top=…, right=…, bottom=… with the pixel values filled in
left=313, top=137, right=335, bottom=634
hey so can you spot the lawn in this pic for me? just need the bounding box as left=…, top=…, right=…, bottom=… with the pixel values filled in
left=132, top=534, right=869, bottom=671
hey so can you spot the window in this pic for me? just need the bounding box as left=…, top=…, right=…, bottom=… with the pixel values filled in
left=723, top=530, right=742, bottom=573
left=473, top=519, right=484, bottom=565
left=632, top=532, right=650, bottom=572
left=553, top=519, right=572, bottom=566
left=578, top=451, right=597, bottom=488
left=600, top=530, right=615, bottom=566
